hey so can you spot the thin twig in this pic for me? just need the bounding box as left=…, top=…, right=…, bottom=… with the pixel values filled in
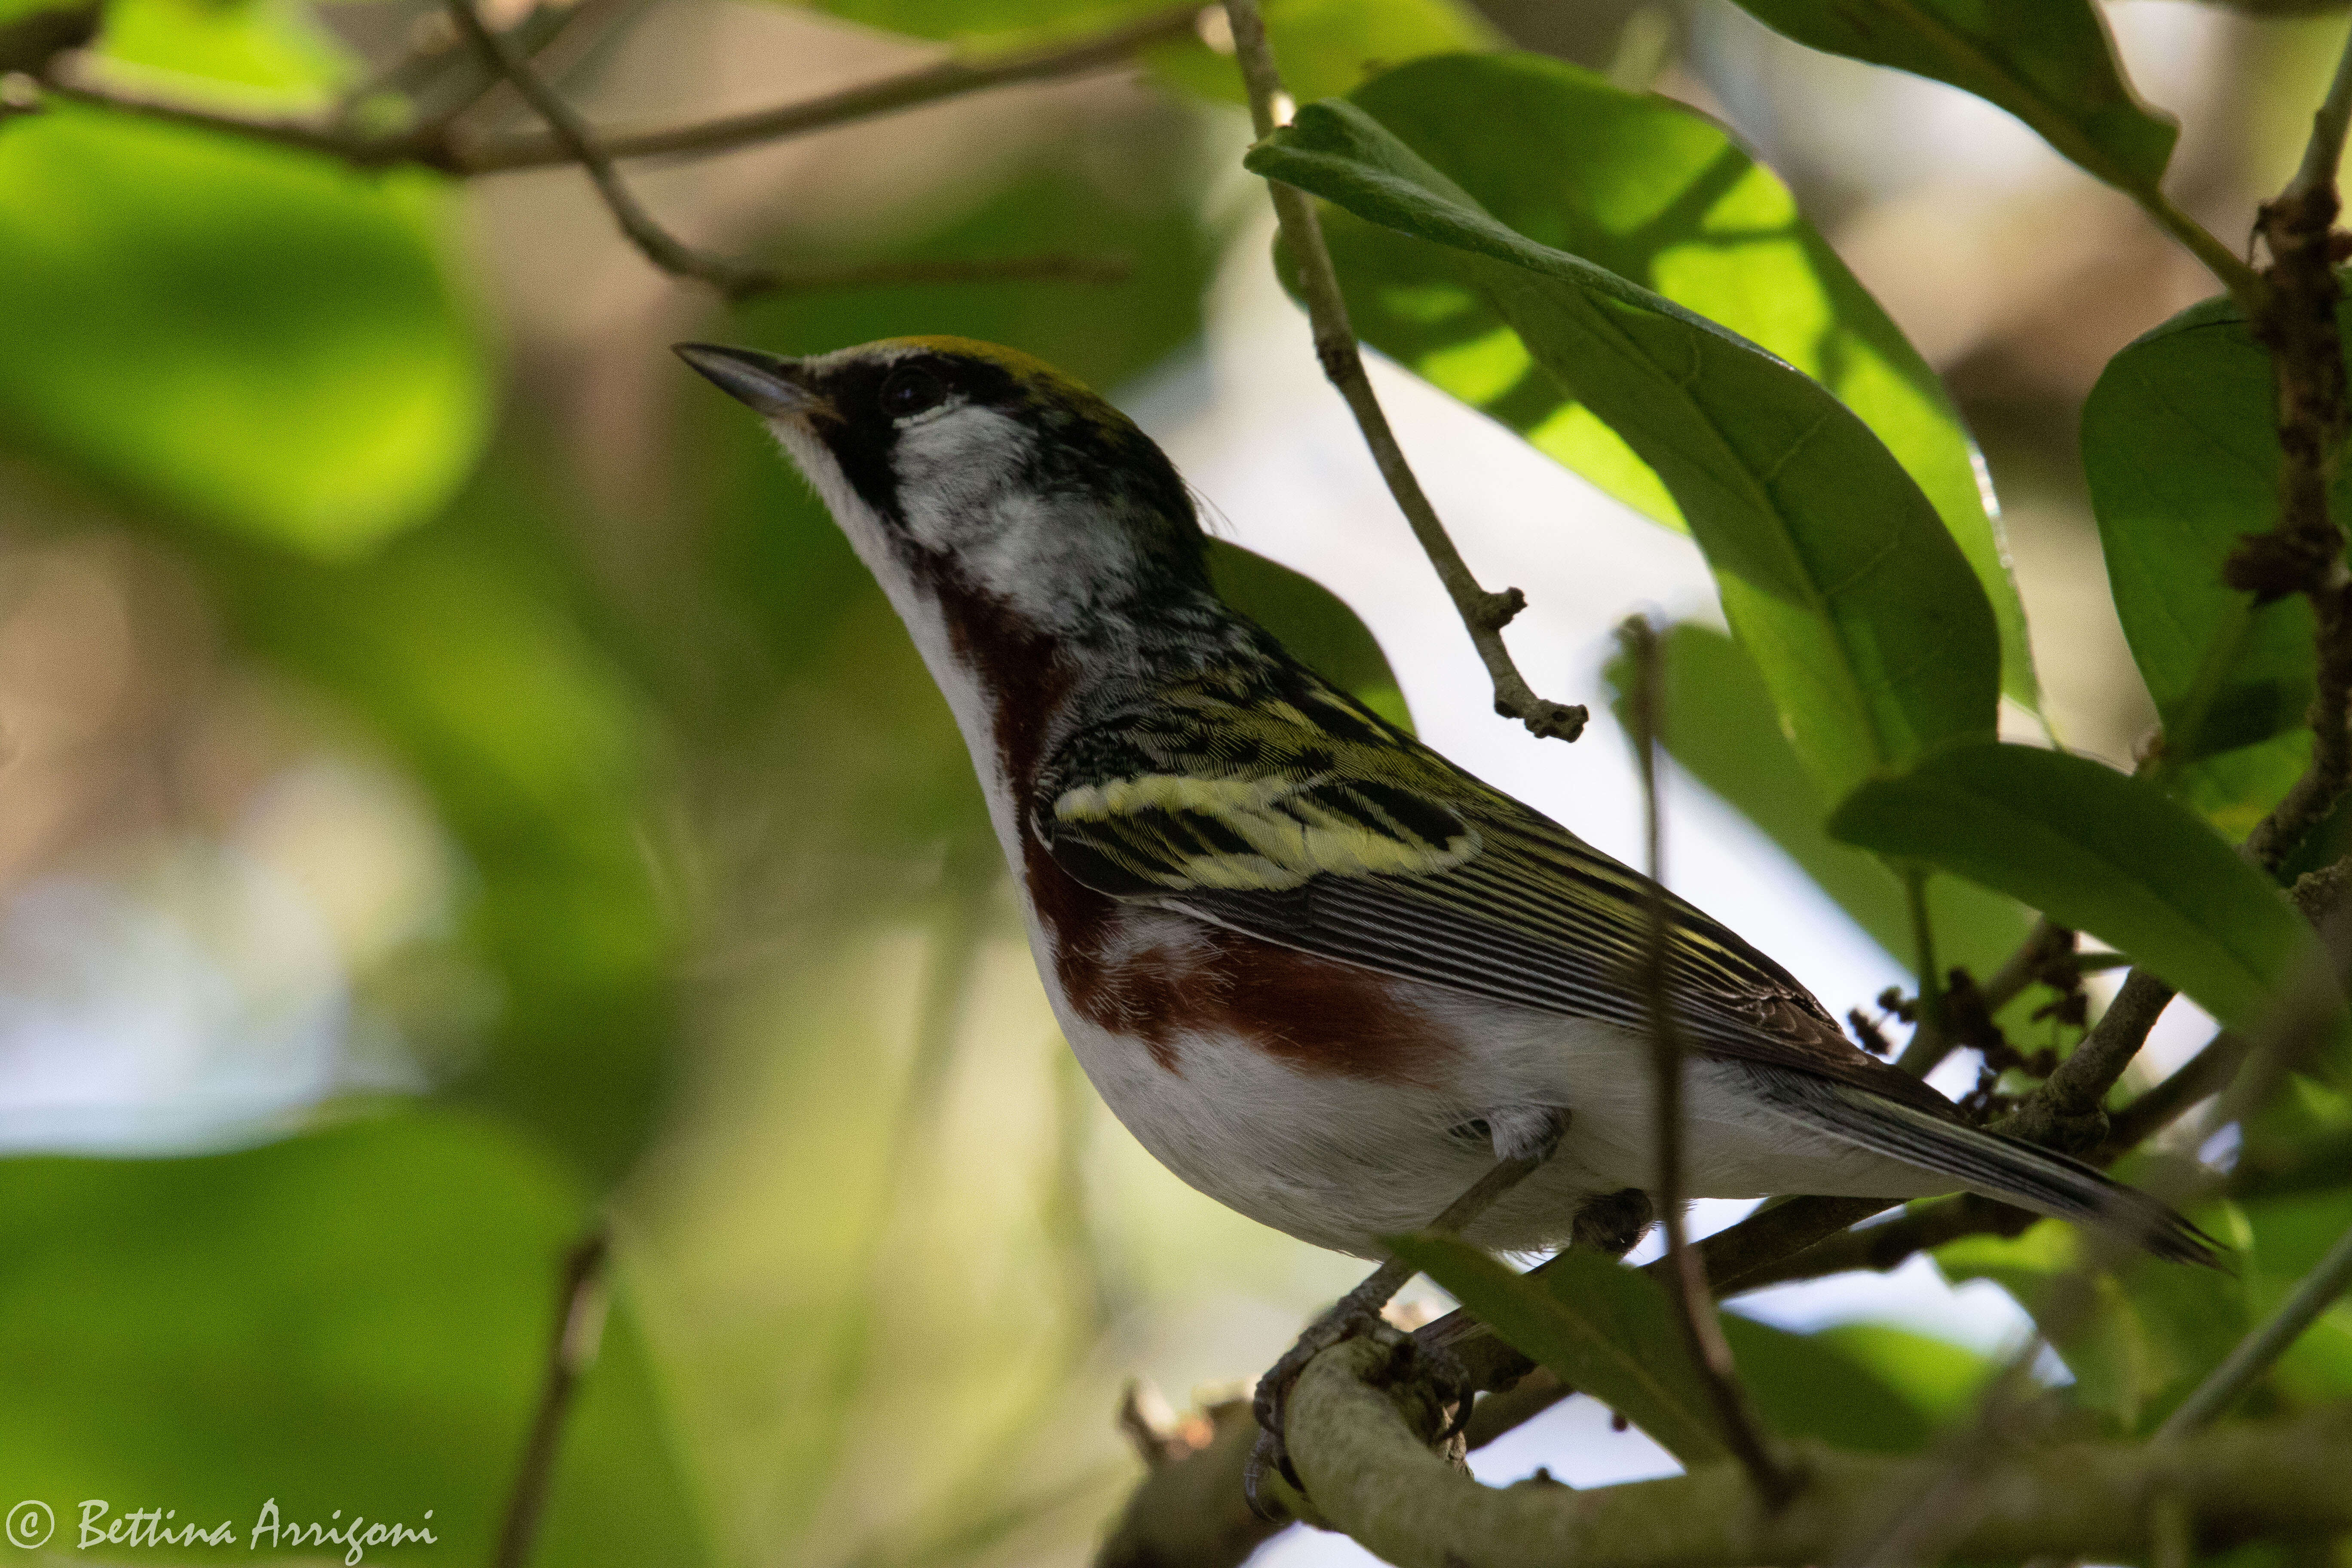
left=1999, top=968, right=2175, bottom=1151
left=442, top=0, right=775, bottom=295
left=1892, top=872, right=1953, bottom=1075
left=1981, top=919, right=2074, bottom=1014
left=2286, top=14, right=2352, bottom=208
left=1219, top=0, right=1587, bottom=746
left=41, top=67, right=409, bottom=160
left=1620, top=615, right=1799, bottom=1508
left=43, top=3, right=1197, bottom=175
left=1844, top=904, right=2352, bottom=1568
left=2158, top=1219, right=2352, bottom=1438
left=494, top=1225, right=612, bottom=1568
left=439, top=0, right=1129, bottom=300
left=460, top=3, right=1201, bottom=172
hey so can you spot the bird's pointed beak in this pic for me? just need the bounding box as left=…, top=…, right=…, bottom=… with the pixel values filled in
left=672, top=343, right=826, bottom=420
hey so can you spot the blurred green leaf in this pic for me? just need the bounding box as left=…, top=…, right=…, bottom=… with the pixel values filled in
left=1208, top=540, right=1411, bottom=730
left=1248, top=100, right=1999, bottom=800
left=100, top=0, right=354, bottom=104
left=192, top=445, right=679, bottom=1184
left=1718, top=1314, right=1945, bottom=1452
left=0, top=106, right=490, bottom=559
left=0, top=1112, right=708, bottom=1565
left=1312, top=53, right=2035, bottom=710
left=1829, top=742, right=2328, bottom=1033
left=1727, top=0, right=2177, bottom=193
left=1810, top=1321, right=1997, bottom=1424
left=1392, top=1235, right=1728, bottom=1464
left=2083, top=290, right=2352, bottom=830
left=2243, top=1191, right=2352, bottom=1406
left=1604, top=621, right=2030, bottom=986
left=2172, top=735, right=2316, bottom=845
left=1936, top=1213, right=2252, bottom=1431
left=1150, top=0, right=1496, bottom=106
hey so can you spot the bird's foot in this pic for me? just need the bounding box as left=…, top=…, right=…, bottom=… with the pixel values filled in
left=1243, top=1308, right=1470, bottom=1520
left=1572, top=1186, right=1656, bottom=1256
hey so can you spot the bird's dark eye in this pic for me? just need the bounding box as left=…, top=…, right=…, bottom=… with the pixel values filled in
left=879, top=365, right=949, bottom=418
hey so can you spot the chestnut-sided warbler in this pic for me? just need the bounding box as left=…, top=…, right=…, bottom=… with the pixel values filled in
left=675, top=335, right=2211, bottom=1272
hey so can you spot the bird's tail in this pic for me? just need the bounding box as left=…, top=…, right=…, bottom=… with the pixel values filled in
left=1746, top=1064, right=2222, bottom=1267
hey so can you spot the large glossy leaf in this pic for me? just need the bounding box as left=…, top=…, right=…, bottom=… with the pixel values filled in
left=0, top=1112, right=707, bottom=1565
left=1605, top=622, right=2030, bottom=984
left=2084, top=291, right=2352, bottom=830
left=0, top=11, right=488, bottom=560
left=1727, top=0, right=2177, bottom=194
left=1392, top=1235, right=1728, bottom=1464
left=1312, top=53, right=2035, bottom=710
left=1829, top=742, right=2328, bottom=1031
left=1249, top=101, right=1999, bottom=800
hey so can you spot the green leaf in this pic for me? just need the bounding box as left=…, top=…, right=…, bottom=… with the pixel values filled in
left=1605, top=622, right=2030, bottom=984
left=0, top=1112, right=710, bottom=1565
left=1828, top=741, right=2328, bottom=1032
left=1208, top=541, right=1412, bottom=731
left=1726, top=0, right=2177, bottom=194
left=1391, top=1234, right=1728, bottom=1464
left=2083, top=289, right=2352, bottom=825
left=0, top=106, right=492, bottom=559
left=1248, top=100, right=1999, bottom=800
left=1312, top=53, right=2036, bottom=710
left=1718, top=1314, right=1946, bottom=1452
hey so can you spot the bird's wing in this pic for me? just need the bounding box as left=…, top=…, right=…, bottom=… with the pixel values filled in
left=1032, top=658, right=1957, bottom=1119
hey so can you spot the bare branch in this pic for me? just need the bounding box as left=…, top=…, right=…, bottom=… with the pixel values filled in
left=1280, top=1336, right=2352, bottom=1568
left=44, top=3, right=1197, bottom=175
left=2231, top=21, right=2352, bottom=870
left=494, top=1225, right=612, bottom=1568
left=458, top=3, right=1202, bottom=172
left=1619, top=614, right=1798, bottom=1507
left=443, top=0, right=778, bottom=294
left=1219, top=0, right=1587, bottom=746
left=1998, top=968, right=2176, bottom=1151
left=40, top=65, right=432, bottom=162
left=441, top=0, right=1128, bottom=300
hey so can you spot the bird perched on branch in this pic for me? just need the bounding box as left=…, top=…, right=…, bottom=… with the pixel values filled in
left=676, top=332, right=2212, bottom=1360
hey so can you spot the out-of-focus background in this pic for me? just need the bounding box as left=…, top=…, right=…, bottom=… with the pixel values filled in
left=0, top=0, right=2345, bottom=1563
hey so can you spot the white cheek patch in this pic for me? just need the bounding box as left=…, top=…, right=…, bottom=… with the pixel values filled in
left=891, top=405, right=1031, bottom=554
left=891, top=407, right=1145, bottom=630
